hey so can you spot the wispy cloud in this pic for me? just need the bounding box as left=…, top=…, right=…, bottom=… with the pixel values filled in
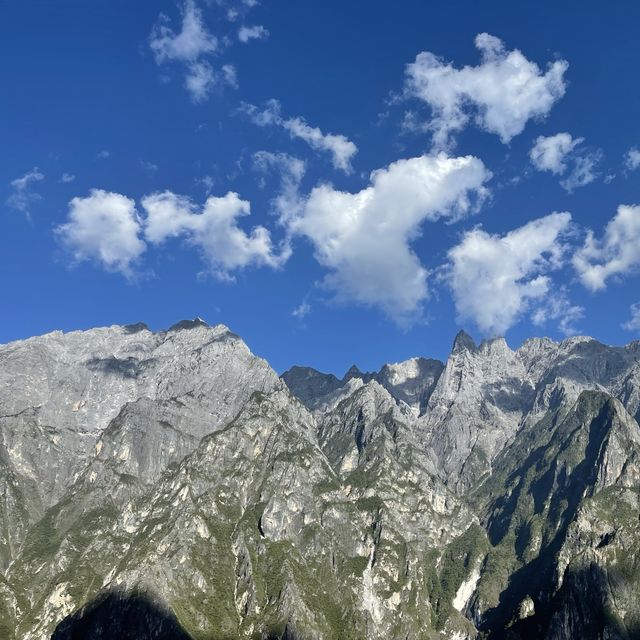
left=531, top=288, right=585, bottom=336
left=7, top=167, right=44, bottom=217
left=529, top=132, right=601, bottom=192
left=149, top=0, right=221, bottom=102
left=150, top=0, right=217, bottom=63
left=238, top=24, right=269, bottom=43
left=140, top=160, right=159, bottom=175
left=622, top=302, right=640, bottom=332
left=243, top=99, right=357, bottom=173
left=292, top=301, right=311, bottom=319
left=624, top=147, right=640, bottom=172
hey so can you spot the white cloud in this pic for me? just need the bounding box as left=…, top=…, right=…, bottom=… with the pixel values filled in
left=531, top=288, right=584, bottom=336
left=560, top=153, right=601, bottom=192
left=292, top=301, right=311, bottom=318
left=624, top=147, right=640, bottom=172
left=221, top=63, right=238, bottom=88
left=243, top=100, right=357, bottom=173
left=196, top=174, right=216, bottom=194
left=184, top=60, right=216, bottom=102
left=140, top=161, right=159, bottom=175
left=288, top=153, right=491, bottom=324
left=529, top=132, right=601, bottom=192
left=150, top=0, right=217, bottom=63
left=96, top=150, right=110, bottom=159
left=405, top=33, right=568, bottom=149
left=238, top=25, right=269, bottom=43
left=573, top=204, right=640, bottom=291
left=10, top=168, right=44, bottom=191
left=60, top=173, right=76, bottom=183
left=7, top=168, right=44, bottom=216
left=622, top=303, right=640, bottom=332
left=448, top=212, right=572, bottom=336
left=142, top=190, right=288, bottom=279
left=55, top=190, right=146, bottom=276
left=530, top=133, right=582, bottom=174
left=252, top=150, right=306, bottom=223
left=149, top=1, right=226, bottom=102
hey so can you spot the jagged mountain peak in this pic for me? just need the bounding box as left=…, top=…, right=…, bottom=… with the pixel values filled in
left=478, top=335, right=512, bottom=356
left=342, top=363, right=376, bottom=383
left=452, top=329, right=477, bottom=353
left=378, top=355, right=443, bottom=380
left=4, top=322, right=640, bottom=640
left=166, top=317, right=210, bottom=332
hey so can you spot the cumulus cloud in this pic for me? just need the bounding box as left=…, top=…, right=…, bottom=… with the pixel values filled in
left=238, top=25, right=269, bottom=43
left=531, top=288, right=584, bottom=336
left=142, top=190, right=288, bottom=279
left=404, top=33, right=568, bottom=149
left=448, top=212, right=572, bottom=336
left=243, top=100, right=357, bottom=173
left=7, top=168, right=44, bottom=217
left=573, top=204, right=640, bottom=291
left=530, top=133, right=582, bottom=174
left=529, top=132, right=601, bottom=192
left=624, top=147, right=640, bottom=172
left=287, top=153, right=491, bottom=324
left=149, top=1, right=228, bottom=102
left=622, top=303, right=640, bottom=332
left=55, top=190, right=146, bottom=277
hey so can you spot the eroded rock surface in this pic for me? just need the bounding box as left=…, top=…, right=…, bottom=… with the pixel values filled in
left=2, top=322, right=640, bottom=639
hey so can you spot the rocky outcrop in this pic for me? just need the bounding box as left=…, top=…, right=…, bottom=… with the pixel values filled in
left=2, top=322, right=640, bottom=639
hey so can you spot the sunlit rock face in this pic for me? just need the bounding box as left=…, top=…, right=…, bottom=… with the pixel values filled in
left=2, top=321, right=640, bottom=639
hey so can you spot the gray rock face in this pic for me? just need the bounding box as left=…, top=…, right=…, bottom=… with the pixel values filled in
left=283, top=357, right=444, bottom=417
left=0, top=322, right=279, bottom=572
left=2, top=322, right=640, bottom=640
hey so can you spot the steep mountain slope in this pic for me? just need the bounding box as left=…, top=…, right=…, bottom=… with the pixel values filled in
left=470, top=391, right=640, bottom=639
left=0, top=320, right=278, bottom=572
left=1, top=321, right=640, bottom=639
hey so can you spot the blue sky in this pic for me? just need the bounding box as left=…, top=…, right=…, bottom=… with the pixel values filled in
left=2, top=0, right=640, bottom=374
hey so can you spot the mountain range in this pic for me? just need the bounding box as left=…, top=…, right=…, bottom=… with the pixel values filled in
left=1, top=319, right=640, bottom=639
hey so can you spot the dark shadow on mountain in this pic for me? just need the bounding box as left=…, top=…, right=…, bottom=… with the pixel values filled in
left=50, top=590, right=194, bottom=640
left=86, top=356, right=140, bottom=378
left=51, top=589, right=313, bottom=640
left=502, top=563, right=640, bottom=640
left=480, top=397, right=631, bottom=638
left=123, top=322, right=149, bottom=334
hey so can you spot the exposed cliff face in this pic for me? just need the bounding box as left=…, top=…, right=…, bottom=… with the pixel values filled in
left=0, top=322, right=279, bottom=575
left=2, top=322, right=640, bottom=639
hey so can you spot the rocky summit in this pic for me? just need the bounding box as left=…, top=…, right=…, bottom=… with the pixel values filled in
left=2, top=322, right=640, bottom=639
